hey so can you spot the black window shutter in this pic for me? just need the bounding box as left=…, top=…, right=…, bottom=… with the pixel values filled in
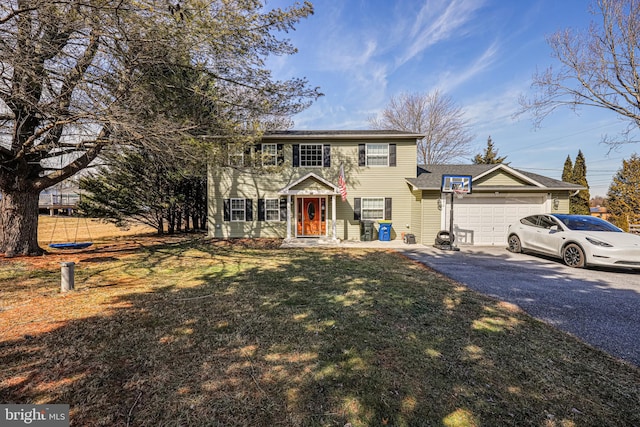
left=244, top=146, right=252, bottom=167
left=323, top=144, right=331, bottom=167
left=385, top=198, right=392, bottom=220
left=223, top=199, right=230, bottom=221
left=354, top=197, right=361, bottom=221
left=257, top=199, right=265, bottom=221
left=277, top=144, right=284, bottom=166
left=279, top=197, right=287, bottom=221
left=245, top=199, right=253, bottom=221
left=358, top=144, right=366, bottom=166
left=293, top=144, right=299, bottom=167
left=389, top=144, right=396, bottom=167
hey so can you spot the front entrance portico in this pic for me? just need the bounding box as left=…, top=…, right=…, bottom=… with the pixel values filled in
left=278, top=173, right=341, bottom=241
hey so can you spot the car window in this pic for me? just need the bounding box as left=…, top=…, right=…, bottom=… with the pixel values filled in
left=520, top=216, right=539, bottom=227
left=538, top=216, right=557, bottom=229
left=552, top=214, right=622, bottom=232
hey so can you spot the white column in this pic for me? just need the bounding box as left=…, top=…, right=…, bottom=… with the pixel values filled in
left=332, top=194, right=337, bottom=240
left=286, top=195, right=292, bottom=239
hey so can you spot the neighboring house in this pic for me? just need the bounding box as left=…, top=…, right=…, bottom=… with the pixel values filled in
left=590, top=206, right=611, bottom=220
left=207, top=130, right=584, bottom=246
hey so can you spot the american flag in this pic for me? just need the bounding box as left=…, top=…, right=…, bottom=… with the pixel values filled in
left=338, top=165, right=347, bottom=201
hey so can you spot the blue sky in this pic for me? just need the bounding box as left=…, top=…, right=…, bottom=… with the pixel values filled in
left=265, top=0, right=640, bottom=197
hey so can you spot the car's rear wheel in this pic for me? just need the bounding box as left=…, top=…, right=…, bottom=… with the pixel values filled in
left=563, top=243, right=585, bottom=268
left=507, top=234, right=522, bottom=253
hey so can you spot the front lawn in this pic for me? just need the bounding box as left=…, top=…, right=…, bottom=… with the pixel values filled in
left=1, top=236, right=638, bottom=426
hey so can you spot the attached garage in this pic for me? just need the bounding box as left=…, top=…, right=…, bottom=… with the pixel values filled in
left=406, top=164, right=584, bottom=247
left=445, top=194, right=548, bottom=246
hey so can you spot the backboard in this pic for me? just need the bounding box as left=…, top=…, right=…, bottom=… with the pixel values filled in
left=441, top=174, right=472, bottom=194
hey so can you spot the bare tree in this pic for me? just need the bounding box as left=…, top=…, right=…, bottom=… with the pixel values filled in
left=519, top=0, right=640, bottom=146
left=0, top=0, right=320, bottom=256
left=369, top=90, right=474, bottom=165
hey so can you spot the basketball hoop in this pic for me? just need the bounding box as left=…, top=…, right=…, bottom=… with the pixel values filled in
left=436, top=174, right=472, bottom=252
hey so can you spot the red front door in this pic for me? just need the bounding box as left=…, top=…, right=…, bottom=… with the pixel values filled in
left=296, top=197, right=326, bottom=236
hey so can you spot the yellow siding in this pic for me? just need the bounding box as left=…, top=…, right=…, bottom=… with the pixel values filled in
left=410, top=189, right=423, bottom=244
left=550, top=191, right=571, bottom=213
left=421, top=191, right=442, bottom=245
left=209, top=138, right=418, bottom=240
left=475, top=170, right=529, bottom=187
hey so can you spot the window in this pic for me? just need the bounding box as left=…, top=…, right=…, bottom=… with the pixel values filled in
left=538, top=215, right=558, bottom=229
left=261, top=143, right=277, bottom=167
left=265, top=199, right=280, bottom=221
left=300, top=144, right=323, bottom=167
left=230, top=198, right=246, bottom=221
left=366, top=143, right=389, bottom=166
left=361, top=197, right=385, bottom=220
left=228, top=145, right=244, bottom=167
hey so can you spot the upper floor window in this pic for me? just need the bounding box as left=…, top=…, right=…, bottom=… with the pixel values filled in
left=366, top=144, right=389, bottom=166
left=359, top=143, right=396, bottom=167
left=300, top=144, right=323, bottom=167
left=228, top=145, right=245, bottom=167
left=261, top=143, right=277, bottom=167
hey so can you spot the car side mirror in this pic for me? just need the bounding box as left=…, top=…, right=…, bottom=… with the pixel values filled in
left=550, top=225, right=559, bottom=232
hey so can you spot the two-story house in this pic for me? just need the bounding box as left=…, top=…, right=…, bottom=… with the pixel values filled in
left=207, top=130, right=584, bottom=245
left=207, top=130, right=422, bottom=242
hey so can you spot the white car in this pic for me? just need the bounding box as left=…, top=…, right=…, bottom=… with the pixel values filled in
left=507, top=214, right=640, bottom=269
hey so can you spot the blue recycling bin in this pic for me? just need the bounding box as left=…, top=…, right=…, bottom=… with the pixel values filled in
left=378, top=222, right=392, bottom=241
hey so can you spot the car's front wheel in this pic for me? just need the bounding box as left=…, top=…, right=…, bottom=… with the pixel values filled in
left=507, top=234, right=522, bottom=253
left=563, top=243, right=585, bottom=268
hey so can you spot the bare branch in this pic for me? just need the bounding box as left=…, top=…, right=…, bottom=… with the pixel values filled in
left=519, top=0, right=640, bottom=144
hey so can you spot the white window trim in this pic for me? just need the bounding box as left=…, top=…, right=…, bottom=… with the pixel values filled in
left=230, top=198, right=246, bottom=222
left=300, top=143, right=324, bottom=168
left=228, top=149, right=244, bottom=167
left=261, top=143, right=277, bottom=167
left=361, top=197, right=385, bottom=220
left=366, top=143, right=389, bottom=167
left=265, top=198, right=280, bottom=221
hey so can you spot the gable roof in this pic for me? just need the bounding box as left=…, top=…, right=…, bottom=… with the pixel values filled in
left=278, top=172, right=340, bottom=196
left=406, top=164, right=585, bottom=191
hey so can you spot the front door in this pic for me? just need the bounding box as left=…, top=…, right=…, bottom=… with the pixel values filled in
left=296, top=197, right=326, bottom=237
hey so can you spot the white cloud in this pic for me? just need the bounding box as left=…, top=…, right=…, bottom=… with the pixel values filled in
left=397, top=0, right=486, bottom=67
left=435, top=41, right=500, bottom=93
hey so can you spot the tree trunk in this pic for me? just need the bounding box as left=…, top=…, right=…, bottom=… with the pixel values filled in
left=0, top=190, right=42, bottom=257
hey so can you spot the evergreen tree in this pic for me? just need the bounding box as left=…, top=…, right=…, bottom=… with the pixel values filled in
left=571, top=150, right=591, bottom=214
left=78, top=147, right=207, bottom=234
left=562, top=155, right=573, bottom=182
left=606, top=154, right=640, bottom=231
left=472, top=136, right=508, bottom=164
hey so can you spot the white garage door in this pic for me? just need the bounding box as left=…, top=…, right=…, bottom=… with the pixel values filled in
left=446, top=195, right=547, bottom=246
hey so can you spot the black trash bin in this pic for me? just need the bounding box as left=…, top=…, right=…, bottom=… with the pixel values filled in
left=360, top=220, right=374, bottom=241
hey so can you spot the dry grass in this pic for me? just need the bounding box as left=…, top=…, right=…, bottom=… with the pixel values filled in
left=0, top=223, right=639, bottom=426
left=38, top=215, right=156, bottom=246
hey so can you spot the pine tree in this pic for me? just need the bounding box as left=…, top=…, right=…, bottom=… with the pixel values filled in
left=562, top=155, right=573, bottom=182
left=571, top=150, right=591, bottom=215
left=607, top=154, right=640, bottom=231
left=472, top=136, right=508, bottom=164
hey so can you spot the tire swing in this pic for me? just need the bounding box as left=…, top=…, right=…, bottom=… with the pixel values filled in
left=48, top=211, right=93, bottom=250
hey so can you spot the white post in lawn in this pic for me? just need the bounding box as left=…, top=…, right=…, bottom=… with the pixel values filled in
left=61, top=262, right=75, bottom=292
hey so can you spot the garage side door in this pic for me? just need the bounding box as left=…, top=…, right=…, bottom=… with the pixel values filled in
left=449, top=195, right=546, bottom=246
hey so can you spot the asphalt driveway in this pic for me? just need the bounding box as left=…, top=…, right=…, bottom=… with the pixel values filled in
left=398, top=245, right=640, bottom=367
